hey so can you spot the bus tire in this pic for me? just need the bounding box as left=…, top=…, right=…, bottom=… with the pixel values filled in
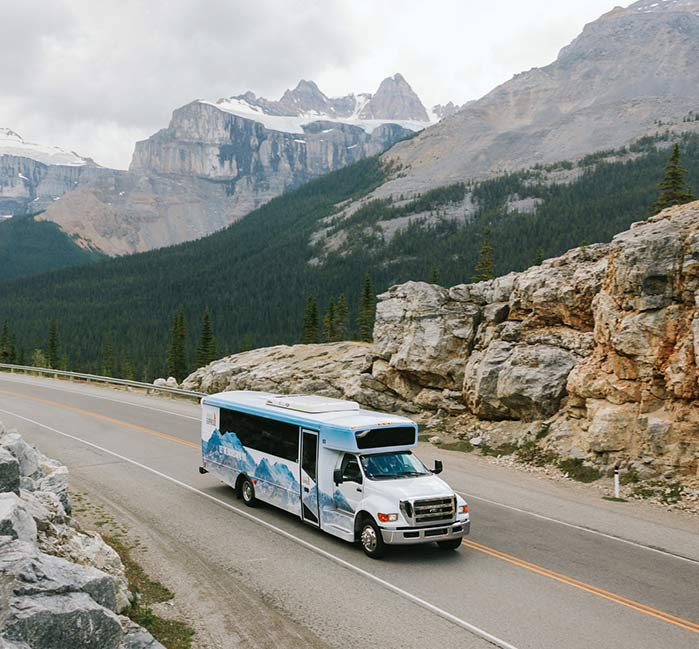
left=359, top=517, right=385, bottom=559
left=437, top=538, right=462, bottom=551
left=240, top=477, right=257, bottom=507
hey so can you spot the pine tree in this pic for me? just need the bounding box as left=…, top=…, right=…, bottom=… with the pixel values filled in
left=0, top=321, right=10, bottom=363
left=334, top=294, right=349, bottom=341
left=102, top=336, right=114, bottom=377
left=196, top=307, right=217, bottom=368
left=357, top=274, right=376, bottom=342
left=31, top=349, right=47, bottom=368
left=301, top=297, right=319, bottom=344
left=471, top=227, right=495, bottom=282
left=429, top=266, right=440, bottom=285
left=166, top=307, right=187, bottom=381
left=322, top=299, right=336, bottom=342
left=533, top=248, right=544, bottom=266
left=47, top=319, right=59, bottom=369
left=651, top=144, right=695, bottom=215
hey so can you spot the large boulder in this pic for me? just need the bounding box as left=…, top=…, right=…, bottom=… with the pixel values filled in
left=0, top=449, right=19, bottom=495
left=464, top=342, right=577, bottom=420
left=0, top=494, right=37, bottom=543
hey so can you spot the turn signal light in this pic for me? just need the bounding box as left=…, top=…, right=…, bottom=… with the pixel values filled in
left=378, top=513, right=398, bottom=522
left=460, top=504, right=469, bottom=514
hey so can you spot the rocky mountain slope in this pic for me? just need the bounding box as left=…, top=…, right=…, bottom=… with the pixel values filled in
left=37, top=75, right=437, bottom=256
left=184, top=201, right=699, bottom=483
left=0, top=129, right=107, bottom=216
left=342, top=0, right=699, bottom=205
left=0, top=425, right=164, bottom=648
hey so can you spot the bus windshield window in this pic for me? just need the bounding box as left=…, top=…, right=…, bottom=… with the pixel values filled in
left=360, top=452, right=429, bottom=480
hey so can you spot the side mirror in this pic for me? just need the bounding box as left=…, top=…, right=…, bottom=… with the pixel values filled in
left=333, top=469, right=343, bottom=485
left=432, top=460, right=443, bottom=475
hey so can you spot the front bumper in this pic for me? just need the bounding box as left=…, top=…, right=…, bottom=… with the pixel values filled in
left=380, top=519, right=470, bottom=545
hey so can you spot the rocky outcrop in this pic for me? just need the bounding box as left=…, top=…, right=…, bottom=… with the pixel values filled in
left=0, top=425, right=164, bottom=649
left=182, top=341, right=373, bottom=399
left=185, top=203, right=699, bottom=482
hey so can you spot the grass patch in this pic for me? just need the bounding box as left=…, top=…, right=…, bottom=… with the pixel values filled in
left=480, top=442, right=518, bottom=457
left=439, top=440, right=474, bottom=453
left=515, top=441, right=559, bottom=466
left=558, top=458, right=602, bottom=483
left=417, top=434, right=432, bottom=442
left=619, top=469, right=640, bottom=485
left=631, top=480, right=685, bottom=504
left=103, top=534, right=195, bottom=649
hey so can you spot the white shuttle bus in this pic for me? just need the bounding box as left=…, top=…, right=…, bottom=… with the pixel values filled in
left=199, top=391, right=470, bottom=557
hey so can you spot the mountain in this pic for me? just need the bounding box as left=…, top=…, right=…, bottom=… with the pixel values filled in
left=0, top=131, right=697, bottom=376
left=36, top=75, right=437, bottom=256
left=0, top=128, right=108, bottom=216
left=348, top=0, right=699, bottom=203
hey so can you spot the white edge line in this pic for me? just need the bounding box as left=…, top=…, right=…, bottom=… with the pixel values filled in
left=3, top=376, right=696, bottom=566
left=0, top=375, right=200, bottom=421
left=458, top=491, right=699, bottom=566
left=0, top=407, right=519, bottom=649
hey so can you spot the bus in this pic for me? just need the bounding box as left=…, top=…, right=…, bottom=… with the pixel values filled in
left=199, top=391, right=470, bottom=558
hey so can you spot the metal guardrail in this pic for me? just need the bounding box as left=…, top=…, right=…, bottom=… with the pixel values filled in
left=0, top=363, right=205, bottom=399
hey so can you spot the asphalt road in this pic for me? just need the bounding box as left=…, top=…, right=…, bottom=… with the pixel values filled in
left=1, top=373, right=697, bottom=649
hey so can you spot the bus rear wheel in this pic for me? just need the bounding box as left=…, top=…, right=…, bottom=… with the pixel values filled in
left=240, top=477, right=257, bottom=507
left=359, top=518, right=385, bottom=559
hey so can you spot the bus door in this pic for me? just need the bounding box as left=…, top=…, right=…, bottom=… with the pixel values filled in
left=300, top=429, right=320, bottom=526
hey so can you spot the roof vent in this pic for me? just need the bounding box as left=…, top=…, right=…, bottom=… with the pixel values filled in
left=266, top=394, right=360, bottom=413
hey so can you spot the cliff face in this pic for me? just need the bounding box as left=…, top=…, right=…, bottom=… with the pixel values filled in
left=130, top=100, right=412, bottom=184
left=0, top=129, right=106, bottom=217
left=184, top=202, right=699, bottom=481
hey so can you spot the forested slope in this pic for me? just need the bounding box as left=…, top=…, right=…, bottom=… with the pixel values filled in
left=1, top=133, right=697, bottom=379
left=0, top=214, right=104, bottom=281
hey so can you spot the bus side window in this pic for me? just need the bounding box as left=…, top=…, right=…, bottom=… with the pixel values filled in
left=340, top=454, right=362, bottom=484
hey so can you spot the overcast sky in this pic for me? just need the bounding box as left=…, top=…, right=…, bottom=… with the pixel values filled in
left=1, top=0, right=622, bottom=169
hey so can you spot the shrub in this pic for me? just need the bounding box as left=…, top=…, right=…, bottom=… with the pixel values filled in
left=558, top=458, right=602, bottom=483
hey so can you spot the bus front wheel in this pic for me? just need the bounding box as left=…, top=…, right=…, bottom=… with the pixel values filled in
left=359, top=518, right=385, bottom=559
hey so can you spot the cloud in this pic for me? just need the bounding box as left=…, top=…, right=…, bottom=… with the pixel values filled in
left=0, top=0, right=619, bottom=169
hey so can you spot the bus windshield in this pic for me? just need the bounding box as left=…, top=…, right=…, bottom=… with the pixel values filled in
left=360, top=451, right=430, bottom=480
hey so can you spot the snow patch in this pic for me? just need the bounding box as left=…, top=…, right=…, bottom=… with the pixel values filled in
left=0, top=128, right=89, bottom=166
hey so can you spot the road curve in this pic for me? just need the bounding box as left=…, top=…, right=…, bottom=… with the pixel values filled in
left=0, top=373, right=697, bottom=649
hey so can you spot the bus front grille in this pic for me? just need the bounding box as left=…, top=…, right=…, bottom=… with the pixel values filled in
left=413, top=496, right=455, bottom=525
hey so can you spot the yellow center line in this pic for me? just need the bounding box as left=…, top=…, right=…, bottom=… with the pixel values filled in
left=0, top=388, right=199, bottom=450
left=462, top=539, right=699, bottom=634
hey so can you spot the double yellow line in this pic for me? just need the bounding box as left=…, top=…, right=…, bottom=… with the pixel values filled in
left=2, top=386, right=698, bottom=635
left=462, top=539, right=699, bottom=634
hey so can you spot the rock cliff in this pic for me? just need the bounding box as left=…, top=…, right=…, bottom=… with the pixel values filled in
left=184, top=202, right=699, bottom=482
left=0, top=425, right=164, bottom=649
left=0, top=129, right=108, bottom=217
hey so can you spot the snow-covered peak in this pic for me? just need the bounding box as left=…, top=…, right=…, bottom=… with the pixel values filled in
left=202, top=75, right=446, bottom=136
left=0, top=129, right=91, bottom=166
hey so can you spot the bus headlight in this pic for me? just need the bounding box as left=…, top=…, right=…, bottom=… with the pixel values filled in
left=459, top=504, right=469, bottom=514
left=377, top=513, right=398, bottom=522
